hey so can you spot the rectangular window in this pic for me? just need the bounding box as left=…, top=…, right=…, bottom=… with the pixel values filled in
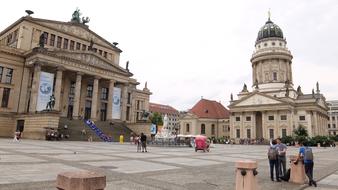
left=332, top=116, right=335, bottom=121
left=328, top=124, right=331, bottom=128
left=70, top=40, right=75, bottom=50
left=99, top=50, right=103, bottom=55
left=127, top=92, right=131, bottom=104
left=268, top=115, right=274, bottom=121
left=69, top=81, right=75, bottom=96
left=273, top=72, right=277, bottom=80
left=299, top=116, right=306, bottom=121
left=269, top=129, right=274, bottom=139
left=0, top=66, right=3, bottom=82
left=57, top=36, right=62, bottom=48
left=87, top=85, right=93, bottom=98
left=63, top=38, right=68, bottom=49
left=5, top=68, right=13, bottom=84
left=236, top=129, right=240, bottom=138
left=236, top=116, right=240, bottom=121
left=333, top=124, right=336, bottom=128
left=43, top=32, right=48, bottom=44
left=282, top=129, right=287, bottom=138
left=50, top=34, right=55, bottom=46
left=280, top=115, right=287, bottom=120
left=247, top=129, right=251, bottom=139
left=186, top=124, right=190, bottom=132
left=82, top=44, right=87, bottom=51
left=223, top=125, right=226, bottom=132
left=101, top=87, right=108, bottom=100
left=126, top=106, right=130, bottom=121
left=104, top=51, right=107, bottom=58
left=1, top=88, right=10, bottom=107
left=211, top=125, right=215, bottom=135
left=246, top=116, right=251, bottom=121
left=201, top=124, right=205, bottom=134
left=76, top=42, right=81, bottom=50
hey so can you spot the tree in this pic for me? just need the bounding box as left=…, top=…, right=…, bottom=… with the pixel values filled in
left=293, top=125, right=308, bottom=137
left=150, top=112, right=163, bottom=126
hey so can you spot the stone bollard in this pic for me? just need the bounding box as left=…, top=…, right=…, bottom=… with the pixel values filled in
left=317, top=143, right=321, bottom=148
left=235, top=160, right=258, bottom=190
left=56, top=171, right=106, bottom=190
left=289, top=155, right=306, bottom=184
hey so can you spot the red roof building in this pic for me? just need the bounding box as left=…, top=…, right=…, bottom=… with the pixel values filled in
left=149, top=103, right=180, bottom=129
left=180, top=99, right=230, bottom=138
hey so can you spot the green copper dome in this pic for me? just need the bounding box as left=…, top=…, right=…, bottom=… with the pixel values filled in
left=256, top=19, right=284, bottom=42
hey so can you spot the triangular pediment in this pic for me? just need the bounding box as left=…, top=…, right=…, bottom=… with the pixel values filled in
left=231, top=93, right=287, bottom=107
left=52, top=50, right=130, bottom=76
left=317, top=98, right=328, bottom=109
left=28, top=18, right=119, bottom=51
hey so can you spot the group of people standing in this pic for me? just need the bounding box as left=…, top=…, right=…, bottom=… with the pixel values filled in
left=268, top=138, right=317, bottom=187
left=132, top=133, right=147, bottom=152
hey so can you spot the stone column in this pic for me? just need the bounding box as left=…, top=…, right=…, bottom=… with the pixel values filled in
left=29, top=63, right=41, bottom=113
left=107, top=80, right=115, bottom=120
left=18, top=67, right=30, bottom=113
left=121, top=84, right=128, bottom=121
left=90, top=77, right=100, bottom=121
left=72, top=72, right=83, bottom=119
left=54, top=68, right=64, bottom=111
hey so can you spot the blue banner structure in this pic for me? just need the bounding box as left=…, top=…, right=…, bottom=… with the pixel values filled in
left=84, top=120, right=112, bottom=142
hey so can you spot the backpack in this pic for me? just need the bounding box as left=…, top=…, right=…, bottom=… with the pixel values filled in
left=268, top=147, right=278, bottom=160
left=304, top=147, right=314, bottom=161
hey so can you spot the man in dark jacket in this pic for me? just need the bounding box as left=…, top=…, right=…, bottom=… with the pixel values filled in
left=140, top=133, right=147, bottom=152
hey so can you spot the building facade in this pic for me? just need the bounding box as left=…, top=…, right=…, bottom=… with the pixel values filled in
left=327, top=100, right=338, bottom=136
left=0, top=12, right=151, bottom=139
left=149, top=102, right=180, bottom=131
left=180, top=99, right=230, bottom=138
left=228, top=16, right=328, bottom=140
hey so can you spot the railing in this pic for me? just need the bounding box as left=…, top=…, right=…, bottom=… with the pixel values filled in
left=84, top=120, right=112, bottom=142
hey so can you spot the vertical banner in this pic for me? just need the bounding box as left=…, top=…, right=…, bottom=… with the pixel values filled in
left=112, top=87, right=121, bottom=119
left=37, top=72, right=54, bottom=111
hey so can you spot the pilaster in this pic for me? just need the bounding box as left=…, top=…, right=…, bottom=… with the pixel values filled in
left=29, top=63, right=41, bottom=112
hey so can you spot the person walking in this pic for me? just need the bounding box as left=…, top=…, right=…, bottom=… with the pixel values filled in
left=276, top=138, right=287, bottom=178
left=268, top=139, right=280, bottom=182
left=296, top=141, right=317, bottom=187
left=140, top=133, right=147, bottom=152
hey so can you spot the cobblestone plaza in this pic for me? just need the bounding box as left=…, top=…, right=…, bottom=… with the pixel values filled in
left=0, top=139, right=337, bottom=190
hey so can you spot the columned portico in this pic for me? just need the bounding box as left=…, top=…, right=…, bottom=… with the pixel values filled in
left=54, top=67, right=64, bottom=111
left=90, top=77, right=100, bottom=121
left=107, top=80, right=115, bottom=120
left=72, top=72, right=83, bottom=119
left=29, top=63, right=41, bottom=112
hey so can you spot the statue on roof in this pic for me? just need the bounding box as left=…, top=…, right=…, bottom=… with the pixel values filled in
left=285, top=87, right=289, bottom=97
left=230, top=93, right=233, bottom=101
left=126, top=61, right=129, bottom=71
left=312, top=89, right=315, bottom=98
left=254, top=79, right=259, bottom=89
left=316, top=81, right=320, bottom=94
left=82, top=17, right=90, bottom=25
left=241, top=83, right=248, bottom=92
left=88, top=39, right=94, bottom=51
left=71, top=8, right=81, bottom=23
left=297, top=85, right=303, bottom=95
left=39, top=33, right=45, bottom=48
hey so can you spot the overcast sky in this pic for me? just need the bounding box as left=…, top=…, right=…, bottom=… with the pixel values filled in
left=1, top=0, right=338, bottom=110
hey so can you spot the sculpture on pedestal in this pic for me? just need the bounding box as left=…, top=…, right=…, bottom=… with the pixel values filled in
left=46, top=95, right=55, bottom=111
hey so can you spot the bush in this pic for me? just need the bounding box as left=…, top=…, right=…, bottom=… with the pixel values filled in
left=281, top=136, right=294, bottom=145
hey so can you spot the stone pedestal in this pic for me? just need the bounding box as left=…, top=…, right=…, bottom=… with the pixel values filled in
left=56, top=171, right=106, bottom=190
left=289, top=155, right=306, bottom=184
left=235, top=160, right=258, bottom=190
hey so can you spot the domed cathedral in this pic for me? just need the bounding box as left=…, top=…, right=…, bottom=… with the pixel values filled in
left=228, top=15, right=328, bottom=141
left=0, top=10, right=151, bottom=139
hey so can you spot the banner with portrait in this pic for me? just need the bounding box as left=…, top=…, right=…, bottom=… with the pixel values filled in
left=36, top=72, right=54, bottom=111
left=112, top=87, right=121, bottom=119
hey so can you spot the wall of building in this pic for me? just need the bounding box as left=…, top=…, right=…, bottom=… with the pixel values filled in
left=0, top=114, right=15, bottom=137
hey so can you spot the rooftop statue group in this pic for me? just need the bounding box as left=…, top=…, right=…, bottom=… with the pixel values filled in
left=71, top=8, right=90, bottom=25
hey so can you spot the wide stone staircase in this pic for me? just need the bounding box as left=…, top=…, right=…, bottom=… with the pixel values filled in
left=58, top=117, right=133, bottom=142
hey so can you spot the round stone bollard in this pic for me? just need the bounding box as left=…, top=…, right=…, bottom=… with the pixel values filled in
left=235, top=160, right=258, bottom=190
left=289, top=155, right=306, bottom=184
left=56, top=170, right=106, bottom=190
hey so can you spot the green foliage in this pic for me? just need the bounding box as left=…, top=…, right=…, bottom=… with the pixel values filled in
left=281, top=135, right=294, bottom=144
left=293, top=125, right=308, bottom=137
left=149, top=112, right=163, bottom=126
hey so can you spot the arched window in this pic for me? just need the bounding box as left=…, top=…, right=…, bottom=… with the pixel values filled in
left=201, top=124, right=205, bottom=134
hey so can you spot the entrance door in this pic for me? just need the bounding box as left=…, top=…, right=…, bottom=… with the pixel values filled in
left=16, top=120, right=25, bottom=132
left=67, top=105, right=73, bottom=119
left=84, top=100, right=92, bottom=120
left=255, top=112, right=263, bottom=139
